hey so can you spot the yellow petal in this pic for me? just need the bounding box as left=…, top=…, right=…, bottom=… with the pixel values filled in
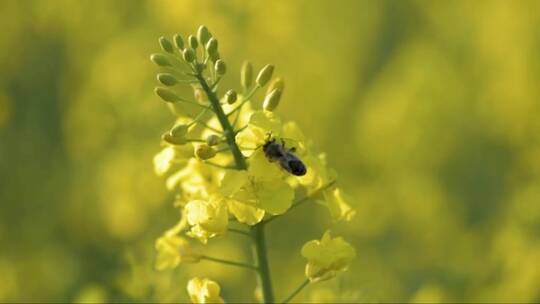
left=228, top=199, right=265, bottom=225
left=185, top=198, right=228, bottom=243
left=281, top=121, right=305, bottom=142
left=153, top=147, right=176, bottom=176
left=256, top=178, right=294, bottom=214
left=301, top=231, right=356, bottom=282
left=187, top=277, right=224, bottom=304
left=323, top=188, right=356, bottom=222
left=301, top=239, right=321, bottom=259
left=248, top=149, right=283, bottom=180
left=220, top=170, right=249, bottom=196
left=185, top=200, right=210, bottom=225
left=249, top=111, right=282, bottom=135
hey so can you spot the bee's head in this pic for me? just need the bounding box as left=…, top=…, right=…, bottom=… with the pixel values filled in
left=262, top=136, right=275, bottom=150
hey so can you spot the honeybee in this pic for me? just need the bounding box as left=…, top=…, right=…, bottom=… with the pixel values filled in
left=262, top=135, right=307, bottom=176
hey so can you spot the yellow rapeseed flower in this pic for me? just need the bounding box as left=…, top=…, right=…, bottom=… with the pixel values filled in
left=154, top=220, right=200, bottom=270
left=235, top=110, right=285, bottom=152
left=166, top=158, right=221, bottom=201
left=187, top=277, right=224, bottom=304
left=220, top=150, right=294, bottom=217
left=227, top=200, right=265, bottom=225
left=301, top=231, right=356, bottom=282
left=185, top=197, right=228, bottom=243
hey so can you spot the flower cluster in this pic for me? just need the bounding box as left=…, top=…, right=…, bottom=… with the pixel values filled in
left=150, top=25, right=356, bottom=303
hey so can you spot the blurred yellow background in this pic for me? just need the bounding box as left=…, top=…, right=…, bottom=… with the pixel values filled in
left=1, top=0, right=540, bottom=302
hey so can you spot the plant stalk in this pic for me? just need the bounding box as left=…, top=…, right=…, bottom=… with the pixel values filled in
left=281, top=279, right=310, bottom=303
left=251, top=223, right=275, bottom=304
left=200, top=255, right=257, bottom=271
left=195, top=73, right=247, bottom=169
left=196, top=71, right=275, bottom=303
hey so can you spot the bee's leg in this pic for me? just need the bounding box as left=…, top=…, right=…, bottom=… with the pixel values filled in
left=289, top=147, right=296, bottom=153
left=280, top=139, right=286, bottom=149
left=265, top=132, right=273, bottom=142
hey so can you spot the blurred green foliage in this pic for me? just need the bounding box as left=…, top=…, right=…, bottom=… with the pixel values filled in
left=1, top=0, right=540, bottom=302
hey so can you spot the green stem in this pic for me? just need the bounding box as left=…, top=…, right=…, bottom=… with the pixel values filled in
left=200, top=255, right=257, bottom=271
left=251, top=223, right=275, bottom=304
left=195, top=73, right=247, bottom=169
left=196, top=70, right=275, bottom=303
left=281, top=279, right=310, bottom=303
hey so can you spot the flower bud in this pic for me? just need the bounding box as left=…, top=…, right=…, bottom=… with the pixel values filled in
left=197, top=25, right=212, bottom=45
left=157, top=73, right=177, bottom=86
left=256, top=64, right=274, bottom=87
left=209, top=50, right=220, bottom=62
left=173, top=34, right=184, bottom=50
left=262, top=88, right=282, bottom=111
left=266, top=77, right=284, bottom=95
left=162, top=124, right=188, bottom=145
left=171, top=124, right=188, bottom=137
left=150, top=53, right=171, bottom=67
left=241, top=61, right=253, bottom=90
left=155, top=87, right=180, bottom=102
left=188, top=35, right=198, bottom=49
left=195, top=144, right=217, bottom=160
left=206, top=134, right=221, bottom=146
left=159, top=36, right=174, bottom=53
left=224, top=89, right=237, bottom=104
left=182, top=48, right=196, bottom=62
left=215, top=59, right=226, bottom=76
left=205, top=38, right=218, bottom=58
left=162, top=132, right=187, bottom=145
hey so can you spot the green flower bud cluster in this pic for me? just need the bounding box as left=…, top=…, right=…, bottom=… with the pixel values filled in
left=151, top=26, right=232, bottom=108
